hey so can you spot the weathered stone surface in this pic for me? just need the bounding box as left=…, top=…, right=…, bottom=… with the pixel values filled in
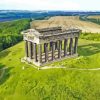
left=22, top=27, right=81, bottom=66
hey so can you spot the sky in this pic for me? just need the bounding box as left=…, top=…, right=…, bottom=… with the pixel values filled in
left=0, top=0, right=100, bottom=11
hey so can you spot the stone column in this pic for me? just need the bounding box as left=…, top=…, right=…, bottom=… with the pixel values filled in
left=57, top=41, right=59, bottom=50
left=44, top=43, right=48, bottom=62
left=58, top=40, right=62, bottom=58
left=50, top=42, right=52, bottom=51
left=38, top=44, right=42, bottom=63
left=64, top=39, right=68, bottom=56
left=69, top=38, right=73, bottom=55
left=51, top=42, right=55, bottom=60
left=74, top=37, right=78, bottom=54
left=25, top=40, right=29, bottom=57
left=55, top=42, right=57, bottom=50
left=29, top=42, right=33, bottom=59
left=32, top=42, right=34, bottom=59
left=34, top=43, right=37, bottom=62
left=61, top=40, right=62, bottom=50
left=44, top=43, right=45, bottom=53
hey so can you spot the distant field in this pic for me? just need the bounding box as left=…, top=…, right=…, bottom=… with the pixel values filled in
left=31, top=16, right=100, bottom=33
left=88, top=15, right=100, bottom=19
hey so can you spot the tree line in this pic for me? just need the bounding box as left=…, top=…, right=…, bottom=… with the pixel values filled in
left=0, top=19, right=30, bottom=51
left=79, top=16, right=100, bottom=25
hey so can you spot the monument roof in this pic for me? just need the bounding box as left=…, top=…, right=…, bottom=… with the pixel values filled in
left=21, top=27, right=81, bottom=38
left=36, top=26, right=62, bottom=33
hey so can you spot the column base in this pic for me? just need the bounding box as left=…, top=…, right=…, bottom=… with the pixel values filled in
left=21, top=53, right=78, bottom=67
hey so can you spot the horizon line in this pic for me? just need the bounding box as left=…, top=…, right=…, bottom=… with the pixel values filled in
left=0, top=9, right=100, bottom=12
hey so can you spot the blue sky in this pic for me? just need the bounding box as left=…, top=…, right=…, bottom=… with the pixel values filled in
left=0, top=0, right=100, bottom=11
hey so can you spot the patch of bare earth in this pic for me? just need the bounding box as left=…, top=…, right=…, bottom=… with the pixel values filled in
left=31, top=16, right=100, bottom=33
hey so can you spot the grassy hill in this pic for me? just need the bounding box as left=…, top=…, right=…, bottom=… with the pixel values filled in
left=0, top=16, right=100, bottom=99
left=0, top=38, right=100, bottom=99
left=31, top=16, right=100, bottom=33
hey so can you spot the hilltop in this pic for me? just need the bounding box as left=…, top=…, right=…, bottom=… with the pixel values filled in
left=0, top=38, right=100, bottom=99
left=0, top=16, right=100, bottom=99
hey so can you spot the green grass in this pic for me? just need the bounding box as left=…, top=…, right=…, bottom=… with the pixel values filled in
left=80, top=33, right=100, bottom=41
left=0, top=39, right=100, bottom=100
left=0, top=70, right=1, bottom=76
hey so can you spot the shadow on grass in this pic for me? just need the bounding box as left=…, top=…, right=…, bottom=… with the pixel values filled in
left=0, top=63, right=13, bottom=85
left=0, top=50, right=11, bottom=59
left=0, top=63, right=4, bottom=69
left=78, top=43, right=100, bottom=56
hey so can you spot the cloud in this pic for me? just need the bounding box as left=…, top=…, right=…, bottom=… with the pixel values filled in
left=0, top=0, right=80, bottom=10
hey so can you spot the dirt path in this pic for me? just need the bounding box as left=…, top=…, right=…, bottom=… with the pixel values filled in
left=40, top=66, right=100, bottom=70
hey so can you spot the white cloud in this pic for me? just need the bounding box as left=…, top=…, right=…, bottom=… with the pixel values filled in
left=0, top=0, right=80, bottom=10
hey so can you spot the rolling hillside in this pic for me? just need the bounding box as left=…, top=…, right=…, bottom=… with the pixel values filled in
left=0, top=16, right=100, bottom=99
left=31, top=16, right=100, bottom=33
left=88, top=15, right=100, bottom=19
left=0, top=39, right=100, bottom=99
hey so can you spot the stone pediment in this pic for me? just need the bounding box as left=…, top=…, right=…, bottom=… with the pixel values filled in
left=21, top=27, right=81, bottom=38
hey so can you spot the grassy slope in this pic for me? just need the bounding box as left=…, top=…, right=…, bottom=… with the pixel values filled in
left=0, top=39, right=100, bottom=100
left=31, top=16, right=100, bottom=33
